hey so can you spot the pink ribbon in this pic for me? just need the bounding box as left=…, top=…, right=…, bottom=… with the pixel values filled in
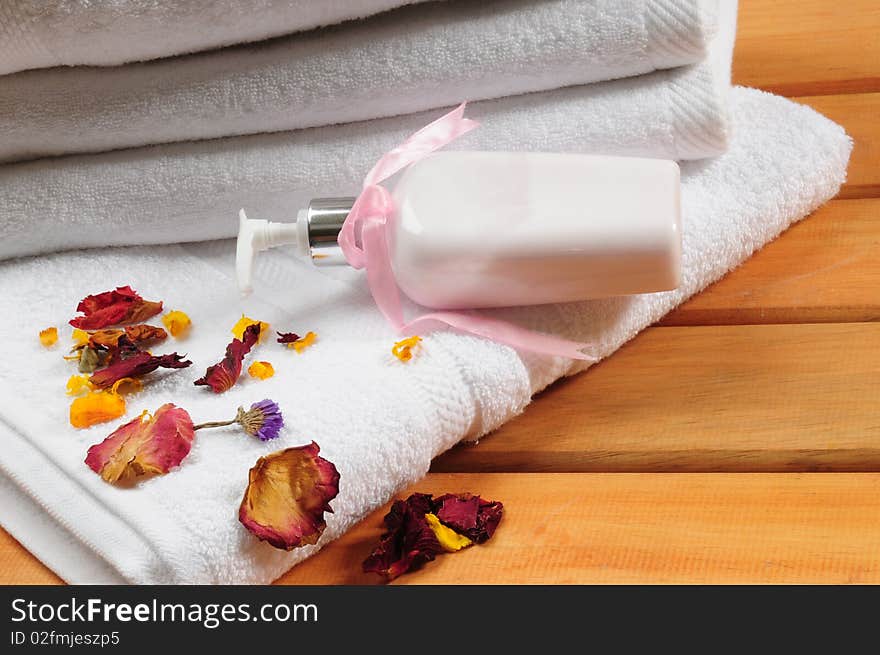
left=337, top=103, right=596, bottom=361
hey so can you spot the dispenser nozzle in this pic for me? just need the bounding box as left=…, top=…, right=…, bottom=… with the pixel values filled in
left=235, top=209, right=301, bottom=296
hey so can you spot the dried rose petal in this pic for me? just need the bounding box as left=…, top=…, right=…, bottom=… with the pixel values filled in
left=434, top=493, right=503, bottom=544
left=232, top=315, right=270, bottom=342
left=362, top=494, right=443, bottom=581
left=70, top=286, right=162, bottom=329
left=85, top=403, right=195, bottom=483
left=276, top=331, right=300, bottom=344
left=363, top=492, right=504, bottom=581
left=239, top=441, right=340, bottom=550
left=89, top=350, right=191, bottom=389
left=194, top=323, right=260, bottom=393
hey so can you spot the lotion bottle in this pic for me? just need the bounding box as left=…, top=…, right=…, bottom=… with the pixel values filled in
left=236, top=151, right=681, bottom=308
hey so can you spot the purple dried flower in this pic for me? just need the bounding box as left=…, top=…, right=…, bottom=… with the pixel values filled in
left=237, top=399, right=284, bottom=441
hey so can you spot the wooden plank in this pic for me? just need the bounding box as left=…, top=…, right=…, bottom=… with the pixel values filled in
left=0, top=529, right=61, bottom=585
left=661, top=199, right=880, bottom=326
left=797, top=93, right=879, bottom=200
left=432, top=323, right=880, bottom=473
left=278, top=473, right=880, bottom=584
left=8, top=472, right=880, bottom=585
left=734, top=0, right=880, bottom=96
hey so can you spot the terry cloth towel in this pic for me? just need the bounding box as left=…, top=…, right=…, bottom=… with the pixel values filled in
left=0, top=0, right=426, bottom=75
left=0, top=0, right=721, bottom=163
left=0, top=88, right=852, bottom=584
left=0, top=2, right=737, bottom=260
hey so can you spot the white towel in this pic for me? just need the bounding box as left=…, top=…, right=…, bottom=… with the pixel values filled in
left=0, top=2, right=736, bottom=260
left=0, top=0, right=425, bottom=75
left=0, top=88, right=852, bottom=583
left=0, top=0, right=720, bottom=163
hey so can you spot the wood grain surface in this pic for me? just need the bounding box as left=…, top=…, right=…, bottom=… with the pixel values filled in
left=734, top=0, right=880, bottom=96
left=278, top=473, right=880, bottom=584
left=432, top=323, right=880, bottom=473
left=2, top=0, right=878, bottom=585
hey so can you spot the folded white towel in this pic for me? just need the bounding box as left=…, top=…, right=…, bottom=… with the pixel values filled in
left=0, top=0, right=424, bottom=75
left=0, top=0, right=720, bottom=163
left=0, top=88, right=851, bottom=583
left=0, top=2, right=736, bottom=260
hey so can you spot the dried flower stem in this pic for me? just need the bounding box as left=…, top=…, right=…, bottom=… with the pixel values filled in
left=191, top=400, right=282, bottom=441
left=192, top=418, right=237, bottom=431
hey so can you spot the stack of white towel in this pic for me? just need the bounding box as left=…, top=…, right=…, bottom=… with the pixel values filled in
left=0, top=1, right=851, bottom=584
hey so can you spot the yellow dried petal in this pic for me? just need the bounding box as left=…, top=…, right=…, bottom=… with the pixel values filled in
left=66, top=374, right=94, bottom=396
left=162, top=310, right=192, bottom=338
left=425, top=512, right=472, bottom=552
left=392, top=335, right=422, bottom=362
left=248, top=360, right=275, bottom=380
left=39, top=327, right=58, bottom=347
left=291, top=331, right=317, bottom=354
left=69, top=391, right=126, bottom=429
left=232, top=315, right=270, bottom=343
left=71, top=328, right=90, bottom=346
left=110, top=377, right=144, bottom=396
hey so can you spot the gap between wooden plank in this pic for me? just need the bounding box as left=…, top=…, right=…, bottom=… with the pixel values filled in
left=662, top=198, right=880, bottom=326
left=278, top=473, right=880, bottom=584
left=432, top=322, right=880, bottom=473
left=795, top=93, right=879, bottom=200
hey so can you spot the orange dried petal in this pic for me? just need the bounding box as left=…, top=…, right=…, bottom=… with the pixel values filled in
left=291, top=331, right=317, bottom=354
left=392, top=335, right=422, bottom=362
left=69, top=391, right=126, bottom=429
left=39, top=327, right=58, bottom=347
left=87, top=329, right=124, bottom=348
left=162, top=310, right=192, bottom=338
left=110, top=377, right=143, bottom=395
left=248, top=361, right=275, bottom=380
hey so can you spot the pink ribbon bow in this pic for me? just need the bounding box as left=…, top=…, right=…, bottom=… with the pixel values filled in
left=337, top=103, right=596, bottom=361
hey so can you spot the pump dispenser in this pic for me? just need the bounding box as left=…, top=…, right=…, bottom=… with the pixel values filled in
left=236, top=151, right=681, bottom=308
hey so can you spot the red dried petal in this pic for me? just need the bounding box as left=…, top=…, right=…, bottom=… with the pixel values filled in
left=276, top=331, right=301, bottom=344
left=89, top=351, right=191, bottom=389
left=363, top=492, right=504, bottom=581
left=362, top=493, right=443, bottom=581
left=70, top=286, right=163, bottom=329
left=194, top=323, right=261, bottom=393
left=434, top=493, right=503, bottom=544
left=238, top=441, right=340, bottom=550
left=85, top=404, right=194, bottom=483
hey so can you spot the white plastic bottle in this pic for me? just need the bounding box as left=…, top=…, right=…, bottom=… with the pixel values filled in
left=236, top=151, right=681, bottom=308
